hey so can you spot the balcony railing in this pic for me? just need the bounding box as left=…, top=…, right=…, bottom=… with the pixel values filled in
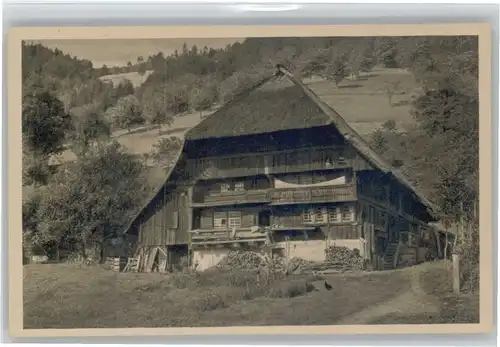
left=189, top=227, right=269, bottom=246
left=192, top=185, right=357, bottom=207
left=185, top=145, right=371, bottom=181
left=191, top=189, right=270, bottom=207
left=268, top=184, right=357, bottom=205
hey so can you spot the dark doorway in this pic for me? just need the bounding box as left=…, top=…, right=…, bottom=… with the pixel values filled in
left=375, top=236, right=387, bottom=255
left=258, top=210, right=271, bottom=227
left=168, top=244, right=189, bottom=271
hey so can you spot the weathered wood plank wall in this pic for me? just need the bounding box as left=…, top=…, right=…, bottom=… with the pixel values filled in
left=138, top=188, right=190, bottom=246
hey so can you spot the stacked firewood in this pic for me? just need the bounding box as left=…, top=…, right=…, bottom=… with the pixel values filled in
left=214, top=246, right=365, bottom=274
left=324, top=245, right=365, bottom=270
left=216, top=251, right=270, bottom=270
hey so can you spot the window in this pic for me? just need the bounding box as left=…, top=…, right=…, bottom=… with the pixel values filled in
left=302, top=210, right=314, bottom=224
left=369, top=206, right=375, bottom=223
left=379, top=212, right=388, bottom=228
left=299, top=174, right=313, bottom=185
left=220, top=183, right=231, bottom=193
left=287, top=152, right=298, bottom=166
left=374, top=186, right=386, bottom=202
left=228, top=211, right=242, bottom=229
left=234, top=182, right=245, bottom=192
left=328, top=207, right=339, bottom=223
left=315, top=207, right=325, bottom=223
left=214, top=212, right=228, bottom=229
left=341, top=205, right=354, bottom=222
left=302, top=207, right=328, bottom=224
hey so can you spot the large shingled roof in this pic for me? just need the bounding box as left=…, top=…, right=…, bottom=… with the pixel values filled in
left=184, top=75, right=330, bottom=140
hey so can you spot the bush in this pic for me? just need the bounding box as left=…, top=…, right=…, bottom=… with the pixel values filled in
left=169, top=266, right=320, bottom=313
left=168, top=272, right=193, bottom=289
left=191, top=290, right=227, bottom=312
left=227, top=270, right=257, bottom=287
left=266, top=279, right=316, bottom=299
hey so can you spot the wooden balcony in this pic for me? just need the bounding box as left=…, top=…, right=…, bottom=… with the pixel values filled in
left=191, top=189, right=270, bottom=207
left=269, top=184, right=357, bottom=205
left=189, top=227, right=269, bottom=247
left=185, top=145, right=373, bottom=181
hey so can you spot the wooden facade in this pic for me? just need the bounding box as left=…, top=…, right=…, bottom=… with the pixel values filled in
left=136, top=189, right=191, bottom=246
left=123, top=66, right=437, bottom=272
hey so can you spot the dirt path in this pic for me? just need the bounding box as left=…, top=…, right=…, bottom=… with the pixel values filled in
left=335, top=267, right=440, bottom=325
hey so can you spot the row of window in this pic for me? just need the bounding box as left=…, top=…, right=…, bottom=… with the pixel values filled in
left=192, top=147, right=351, bottom=173
left=208, top=171, right=351, bottom=195
left=220, top=182, right=245, bottom=193
left=213, top=211, right=244, bottom=229
left=302, top=205, right=355, bottom=224
left=210, top=206, right=355, bottom=230
left=208, top=179, right=269, bottom=195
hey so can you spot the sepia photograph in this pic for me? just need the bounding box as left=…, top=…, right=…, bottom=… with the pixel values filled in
left=8, top=24, right=492, bottom=337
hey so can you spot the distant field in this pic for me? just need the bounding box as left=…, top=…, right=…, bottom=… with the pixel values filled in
left=99, top=70, right=154, bottom=88
left=305, top=67, right=418, bottom=132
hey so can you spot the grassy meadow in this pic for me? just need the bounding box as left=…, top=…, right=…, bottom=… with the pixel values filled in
left=23, top=261, right=478, bottom=329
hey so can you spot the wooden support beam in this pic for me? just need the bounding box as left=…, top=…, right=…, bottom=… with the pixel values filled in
left=452, top=253, right=460, bottom=293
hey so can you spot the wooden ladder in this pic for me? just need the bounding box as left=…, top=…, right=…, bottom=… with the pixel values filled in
left=122, top=257, right=139, bottom=272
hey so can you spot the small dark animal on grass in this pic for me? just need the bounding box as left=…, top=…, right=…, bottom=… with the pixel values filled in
left=324, top=281, right=333, bottom=291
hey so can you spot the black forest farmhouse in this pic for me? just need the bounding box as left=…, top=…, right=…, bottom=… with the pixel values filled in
left=122, top=65, right=439, bottom=272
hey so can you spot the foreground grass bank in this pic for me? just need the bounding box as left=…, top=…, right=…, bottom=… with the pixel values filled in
left=23, top=261, right=477, bottom=329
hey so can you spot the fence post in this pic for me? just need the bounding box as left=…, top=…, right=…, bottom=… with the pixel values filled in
left=452, top=253, right=460, bottom=293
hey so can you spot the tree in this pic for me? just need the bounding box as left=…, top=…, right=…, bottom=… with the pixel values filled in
left=189, top=80, right=218, bottom=117
left=346, top=50, right=364, bottom=80
left=370, top=129, right=388, bottom=154
left=326, top=56, right=347, bottom=87
left=375, top=37, right=400, bottom=68
left=383, top=80, right=401, bottom=107
left=218, top=70, right=267, bottom=104
left=382, top=119, right=397, bottom=132
left=116, top=80, right=135, bottom=97
left=360, top=49, right=377, bottom=72
left=22, top=91, right=71, bottom=157
left=100, top=64, right=110, bottom=76
left=412, top=88, right=478, bottom=218
left=109, top=95, right=144, bottom=131
left=149, top=137, right=183, bottom=172
left=137, top=63, right=147, bottom=76
left=142, top=91, right=174, bottom=132
left=31, top=141, right=149, bottom=260
left=22, top=90, right=71, bottom=186
left=22, top=146, right=52, bottom=187
left=68, top=103, right=111, bottom=156
left=300, top=50, right=330, bottom=78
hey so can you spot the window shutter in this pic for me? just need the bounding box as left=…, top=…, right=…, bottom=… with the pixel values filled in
left=214, top=211, right=228, bottom=229
left=303, top=210, right=314, bottom=224
left=172, top=211, right=179, bottom=229
left=328, top=207, right=339, bottom=223
left=228, top=211, right=242, bottom=228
